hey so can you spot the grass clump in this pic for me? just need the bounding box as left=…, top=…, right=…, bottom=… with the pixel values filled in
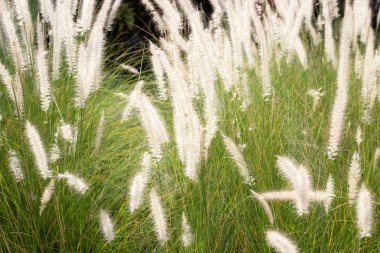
left=0, top=0, right=379, bottom=252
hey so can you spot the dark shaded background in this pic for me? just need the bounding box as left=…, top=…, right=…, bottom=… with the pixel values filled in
left=107, top=0, right=212, bottom=58
left=107, top=0, right=351, bottom=59
left=103, top=0, right=379, bottom=65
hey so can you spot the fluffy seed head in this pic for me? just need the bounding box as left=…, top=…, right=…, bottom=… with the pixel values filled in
left=129, top=152, right=151, bottom=212
left=25, top=121, right=51, bottom=179
left=40, top=179, right=55, bottom=215
left=8, top=150, right=24, bottom=182
left=250, top=190, right=274, bottom=224
left=93, top=111, right=105, bottom=156
left=149, top=188, right=168, bottom=243
left=348, top=151, right=361, bottom=205
left=222, top=133, right=250, bottom=183
left=356, top=185, right=373, bottom=238
left=57, top=172, right=89, bottom=194
left=99, top=210, right=115, bottom=242
left=181, top=213, right=193, bottom=247
left=266, top=230, right=299, bottom=253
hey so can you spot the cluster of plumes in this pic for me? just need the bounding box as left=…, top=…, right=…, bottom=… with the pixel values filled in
left=126, top=152, right=193, bottom=246
left=327, top=0, right=380, bottom=159
left=346, top=128, right=375, bottom=238
left=39, top=119, right=78, bottom=164
left=23, top=121, right=89, bottom=216
left=359, top=30, right=379, bottom=124
left=251, top=141, right=376, bottom=243
left=320, top=0, right=340, bottom=66
left=253, top=153, right=376, bottom=251
left=0, top=0, right=122, bottom=113
left=139, top=1, right=378, bottom=247
left=39, top=172, right=89, bottom=215
left=320, top=0, right=378, bottom=237
left=251, top=156, right=335, bottom=221
left=128, top=154, right=169, bottom=242
left=142, top=0, right=357, bottom=180
left=149, top=42, right=203, bottom=180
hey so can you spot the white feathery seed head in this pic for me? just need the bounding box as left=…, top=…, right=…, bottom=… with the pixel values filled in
left=221, top=133, right=250, bottom=183
left=12, top=0, right=33, bottom=41
left=326, top=2, right=354, bottom=159
left=375, top=147, right=380, bottom=164
left=181, top=212, right=193, bottom=247
left=8, top=150, right=24, bottom=182
left=59, top=121, right=75, bottom=144
left=156, top=42, right=202, bottom=180
left=356, top=185, right=373, bottom=238
left=324, top=174, right=335, bottom=212
left=0, top=62, right=14, bottom=97
left=57, top=172, right=89, bottom=194
left=294, top=165, right=312, bottom=215
left=141, top=152, right=151, bottom=174
left=93, top=111, right=105, bottom=156
left=121, top=81, right=169, bottom=160
left=120, top=64, right=139, bottom=74
left=99, top=210, right=115, bottom=242
left=49, top=143, right=60, bottom=163
left=129, top=152, right=151, bottom=212
left=129, top=171, right=148, bottom=212
left=250, top=190, right=274, bottom=224
left=353, top=0, right=370, bottom=41
left=150, top=43, right=167, bottom=100
left=250, top=2, right=272, bottom=98
left=106, top=0, right=123, bottom=30
left=361, top=30, right=377, bottom=124
left=140, top=0, right=165, bottom=33
left=25, top=121, right=51, bottom=179
left=0, top=62, right=24, bottom=115
left=355, top=126, right=363, bottom=145
left=276, top=156, right=300, bottom=186
left=348, top=151, right=361, bottom=205
left=0, top=0, right=26, bottom=71
left=355, top=49, right=364, bottom=78
left=266, top=230, right=299, bottom=253
left=149, top=188, right=168, bottom=244
left=36, top=20, right=52, bottom=111
left=77, top=0, right=96, bottom=32
left=276, top=156, right=312, bottom=215
left=74, top=0, right=115, bottom=108
left=261, top=191, right=297, bottom=201
left=40, top=179, right=55, bottom=215
left=322, top=0, right=337, bottom=66
left=39, top=0, right=54, bottom=22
